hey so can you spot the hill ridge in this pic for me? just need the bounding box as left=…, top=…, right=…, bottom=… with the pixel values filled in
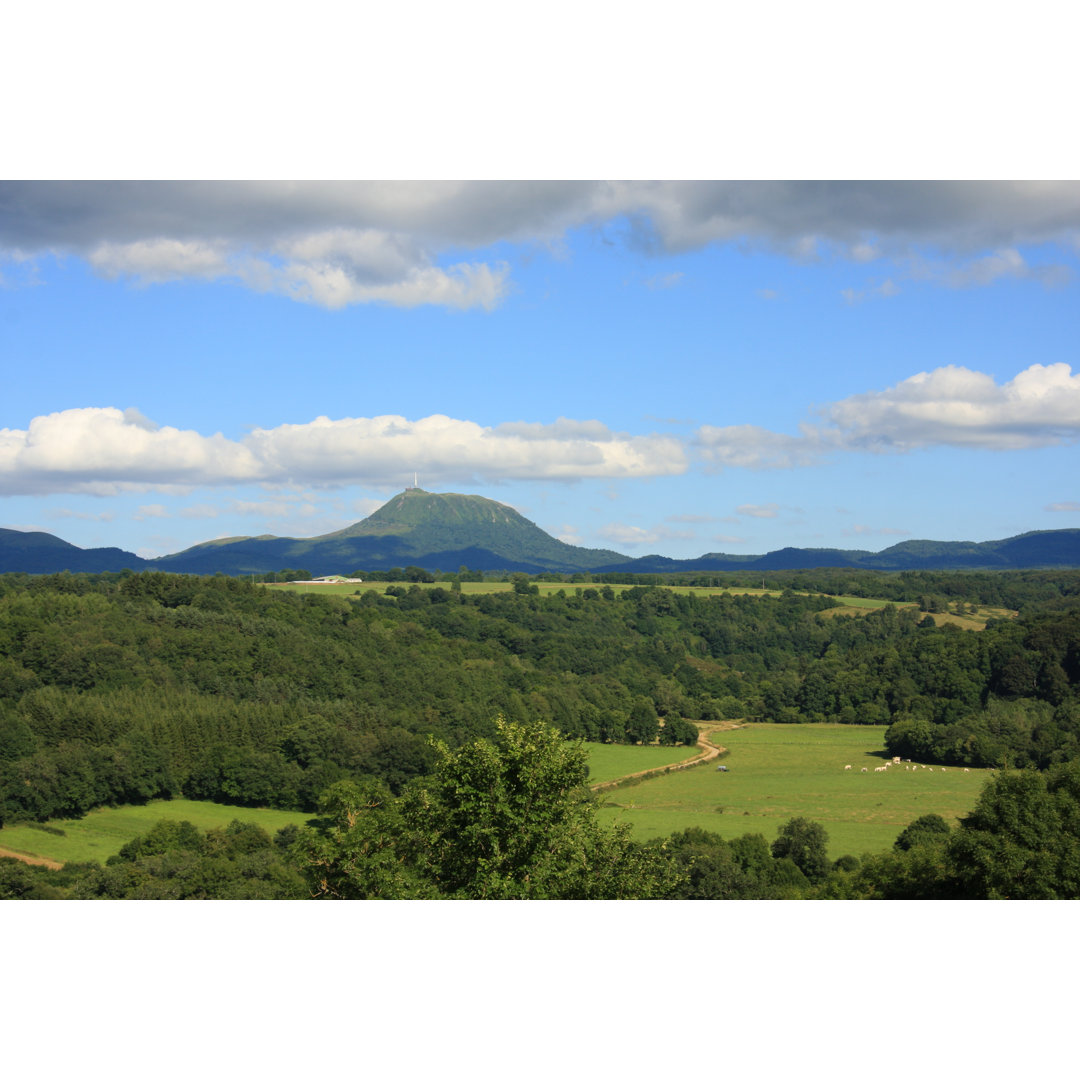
left=3, top=495, right=1080, bottom=575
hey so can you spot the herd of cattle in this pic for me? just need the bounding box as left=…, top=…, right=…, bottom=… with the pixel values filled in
left=844, top=757, right=971, bottom=774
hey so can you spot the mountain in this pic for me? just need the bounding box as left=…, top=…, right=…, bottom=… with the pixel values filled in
left=153, top=488, right=625, bottom=575
left=0, top=527, right=150, bottom=574
left=4, top=492, right=1080, bottom=576
left=592, top=529, right=1080, bottom=574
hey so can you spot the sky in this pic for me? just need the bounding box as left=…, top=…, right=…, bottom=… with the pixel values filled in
left=1, top=180, right=1079, bottom=561
left=2, top=179, right=1079, bottom=561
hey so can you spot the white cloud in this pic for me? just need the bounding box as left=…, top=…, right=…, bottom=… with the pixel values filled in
left=0, top=407, right=687, bottom=496
left=48, top=508, right=114, bottom=522
left=597, top=522, right=694, bottom=547
left=841, top=277, right=901, bottom=304
left=88, top=239, right=232, bottom=283
left=0, top=407, right=263, bottom=495
left=134, top=504, right=169, bottom=520
left=695, top=424, right=834, bottom=469
left=693, top=362, right=1080, bottom=468
left=826, top=362, right=1080, bottom=451
left=1046, top=501, right=1080, bottom=512
left=736, top=503, right=780, bottom=518
left=4, top=181, right=1079, bottom=310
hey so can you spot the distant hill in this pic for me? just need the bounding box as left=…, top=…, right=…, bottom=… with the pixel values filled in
left=593, top=529, right=1080, bottom=574
left=0, top=527, right=150, bottom=574
left=4, top=493, right=1080, bottom=576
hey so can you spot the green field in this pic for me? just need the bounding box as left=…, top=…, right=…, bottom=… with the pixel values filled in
left=592, top=723, right=991, bottom=858
left=2, top=728, right=993, bottom=868
left=0, top=800, right=314, bottom=866
left=267, top=579, right=910, bottom=609
left=585, top=742, right=701, bottom=785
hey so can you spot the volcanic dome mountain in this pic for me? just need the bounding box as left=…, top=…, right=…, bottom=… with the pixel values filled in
left=152, top=488, right=625, bottom=575
left=3, top=488, right=1080, bottom=575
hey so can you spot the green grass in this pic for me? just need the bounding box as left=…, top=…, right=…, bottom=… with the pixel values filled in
left=584, top=743, right=701, bottom=785
left=593, top=723, right=990, bottom=858
left=0, top=800, right=315, bottom=866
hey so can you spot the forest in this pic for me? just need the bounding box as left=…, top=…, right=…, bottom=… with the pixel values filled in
left=2, top=567, right=1080, bottom=898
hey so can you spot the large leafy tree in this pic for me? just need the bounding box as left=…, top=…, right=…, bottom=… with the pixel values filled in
left=946, top=761, right=1080, bottom=899
left=770, top=816, right=831, bottom=884
left=297, top=718, right=683, bottom=899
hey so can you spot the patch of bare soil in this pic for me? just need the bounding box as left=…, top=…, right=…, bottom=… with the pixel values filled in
left=0, top=845, right=63, bottom=870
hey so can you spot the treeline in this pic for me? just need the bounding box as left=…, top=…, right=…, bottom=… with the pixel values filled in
left=257, top=565, right=1080, bottom=612
left=2, top=570, right=1080, bottom=825
left=7, top=721, right=1080, bottom=900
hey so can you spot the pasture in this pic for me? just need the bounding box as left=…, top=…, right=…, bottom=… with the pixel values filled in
left=264, top=579, right=952, bottom=619
left=592, top=723, right=991, bottom=858
left=585, top=742, right=701, bottom=785
left=0, top=799, right=314, bottom=866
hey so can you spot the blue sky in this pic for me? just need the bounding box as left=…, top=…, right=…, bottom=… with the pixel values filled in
left=2, top=181, right=1079, bottom=561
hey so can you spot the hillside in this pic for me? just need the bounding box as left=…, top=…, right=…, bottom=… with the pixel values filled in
left=153, top=488, right=624, bottom=575
left=0, top=527, right=149, bottom=574
left=4, top=492, right=1080, bottom=575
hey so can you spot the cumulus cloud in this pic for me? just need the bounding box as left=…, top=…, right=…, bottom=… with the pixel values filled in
left=134, top=504, right=170, bottom=520
left=597, top=523, right=695, bottom=547
left=1046, top=502, right=1080, bottom=512
left=695, top=424, right=834, bottom=470
left=89, top=239, right=232, bottom=283
left=736, top=503, right=780, bottom=518
left=944, top=248, right=1073, bottom=289
left=3, top=181, right=1078, bottom=310
left=841, top=278, right=900, bottom=304
left=0, top=407, right=263, bottom=495
left=826, top=362, right=1080, bottom=451
left=693, top=362, right=1080, bottom=468
left=0, top=407, right=687, bottom=496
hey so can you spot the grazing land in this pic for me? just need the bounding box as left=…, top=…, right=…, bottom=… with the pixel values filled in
left=592, top=723, right=990, bottom=857
left=267, top=579, right=941, bottom=616
left=585, top=742, right=702, bottom=785
left=0, top=800, right=313, bottom=866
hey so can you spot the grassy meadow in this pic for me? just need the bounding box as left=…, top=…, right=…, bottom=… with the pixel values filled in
left=0, top=799, right=314, bottom=866
left=2, top=726, right=993, bottom=868
left=585, top=742, right=701, bottom=785
left=591, top=723, right=991, bottom=858
left=264, top=579, right=969, bottom=620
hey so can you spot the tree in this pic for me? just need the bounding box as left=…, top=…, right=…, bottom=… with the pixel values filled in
left=625, top=700, right=659, bottom=745
left=894, top=814, right=951, bottom=851
left=296, top=719, right=683, bottom=899
left=946, top=762, right=1080, bottom=899
left=771, top=817, right=831, bottom=884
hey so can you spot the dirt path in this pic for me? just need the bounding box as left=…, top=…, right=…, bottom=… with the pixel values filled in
left=0, top=845, right=64, bottom=870
left=590, top=721, right=740, bottom=792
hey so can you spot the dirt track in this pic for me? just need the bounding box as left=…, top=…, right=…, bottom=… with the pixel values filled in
left=590, top=721, right=738, bottom=792
left=0, top=845, right=64, bottom=870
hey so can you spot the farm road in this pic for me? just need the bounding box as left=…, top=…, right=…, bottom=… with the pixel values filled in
left=590, top=721, right=738, bottom=792
left=0, top=845, right=63, bottom=870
